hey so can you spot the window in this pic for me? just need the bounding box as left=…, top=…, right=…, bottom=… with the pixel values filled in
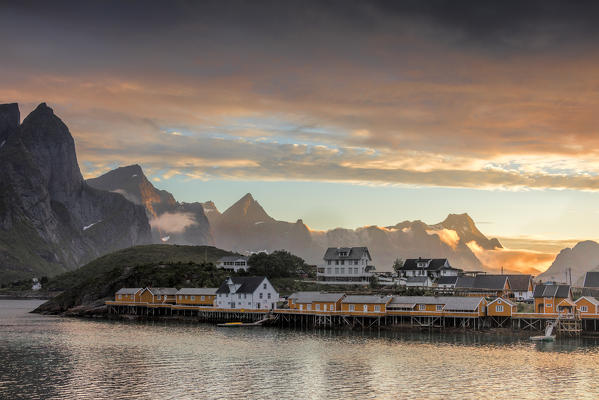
left=307, top=304, right=312, bottom=310
left=118, top=295, right=122, bottom=300
left=349, top=304, right=355, bottom=311
left=315, top=304, right=320, bottom=311
left=375, top=305, right=380, bottom=312
left=546, top=303, right=552, bottom=308
left=238, top=293, right=241, bottom=299
left=335, top=260, right=339, bottom=265
left=330, top=304, right=335, bottom=311
left=496, top=305, right=504, bottom=312
left=354, top=260, right=358, bottom=265
left=178, top=295, right=182, bottom=300
left=335, top=268, right=339, bottom=274
left=267, top=293, right=271, bottom=299
left=323, top=304, right=327, bottom=311
left=244, top=294, right=247, bottom=299
left=354, top=268, right=358, bottom=274
left=497, top=300, right=502, bottom=304
left=419, top=304, right=426, bottom=311
left=581, top=305, right=588, bottom=312
left=327, top=260, right=331, bottom=265
left=259, top=293, right=263, bottom=299
left=191, top=296, right=195, bottom=301
left=201, top=296, right=205, bottom=301
left=436, top=305, right=443, bottom=311
left=326, top=268, right=331, bottom=274
left=263, top=283, right=267, bottom=289
left=340, top=268, right=345, bottom=274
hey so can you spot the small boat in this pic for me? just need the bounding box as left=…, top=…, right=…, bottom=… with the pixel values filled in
left=530, top=335, right=555, bottom=342
left=217, top=321, right=261, bottom=327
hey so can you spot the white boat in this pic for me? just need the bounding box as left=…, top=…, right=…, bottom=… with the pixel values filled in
left=530, top=319, right=557, bottom=342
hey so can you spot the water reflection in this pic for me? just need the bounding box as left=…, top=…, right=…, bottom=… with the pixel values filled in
left=2, top=300, right=599, bottom=399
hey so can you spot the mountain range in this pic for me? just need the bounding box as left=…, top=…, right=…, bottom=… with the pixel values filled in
left=2, top=101, right=597, bottom=284
left=0, top=103, right=151, bottom=283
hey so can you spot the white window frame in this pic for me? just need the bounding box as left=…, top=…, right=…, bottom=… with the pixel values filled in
left=580, top=305, right=588, bottom=312
left=436, top=305, right=443, bottom=311
left=349, top=304, right=355, bottom=311
left=419, top=304, right=426, bottom=311
left=496, top=305, right=504, bottom=312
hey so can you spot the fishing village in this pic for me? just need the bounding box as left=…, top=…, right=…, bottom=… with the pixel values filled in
left=106, top=247, right=599, bottom=340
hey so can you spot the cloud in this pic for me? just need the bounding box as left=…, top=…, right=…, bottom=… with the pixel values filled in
left=426, top=229, right=460, bottom=249
left=149, top=212, right=197, bottom=233
left=466, top=240, right=555, bottom=275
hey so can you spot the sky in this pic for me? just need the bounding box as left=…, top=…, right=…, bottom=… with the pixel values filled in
left=3, top=0, right=599, bottom=259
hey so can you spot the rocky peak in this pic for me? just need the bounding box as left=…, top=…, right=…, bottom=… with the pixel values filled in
left=221, top=193, right=273, bottom=224
left=0, top=103, right=19, bottom=140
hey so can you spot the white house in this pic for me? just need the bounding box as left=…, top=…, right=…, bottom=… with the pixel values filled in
left=214, top=276, right=279, bottom=310
left=316, top=247, right=375, bottom=285
left=397, top=258, right=462, bottom=281
left=217, top=255, right=249, bottom=272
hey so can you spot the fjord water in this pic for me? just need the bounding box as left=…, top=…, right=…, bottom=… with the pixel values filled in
left=2, top=300, right=599, bottom=399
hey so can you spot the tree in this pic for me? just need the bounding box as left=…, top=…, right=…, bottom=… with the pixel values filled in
left=392, top=258, right=404, bottom=275
left=247, top=250, right=308, bottom=279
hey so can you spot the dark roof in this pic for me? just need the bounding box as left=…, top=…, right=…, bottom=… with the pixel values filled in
left=470, top=275, right=509, bottom=290
left=216, top=276, right=267, bottom=294
left=399, top=258, right=457, bottom=271
left=218, top=255, right=248, bottom=262
left=455, top=276, right=475, bottom=289
left=437, top=276, right=458, bottom=285
left=146, top=287, right=178, bottom=295
left=533, top=284, right=571, bottom=298
left=116, top=288, right=142, bottom=295
left=176, top=288, right=218, bottom=295
left=583, top=272, right=599, bottom=288
left=323, top=247, right=371, bottom=261
left=407, top=276, right=429, bottom=283
left=506, top=275, right=532, bottom=292
left=581, top=287, right=599, bottom=297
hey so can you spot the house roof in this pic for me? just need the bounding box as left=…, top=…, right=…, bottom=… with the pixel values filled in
left=583, top=272, right=599, bottom=288
left=146, top=287, right=178, bottom=295
left=437, top=276, right=458, bottom=285
left=399, top=258, right=457, bottom=271
left=342, top=295, right=391, bottom=304
left=533, top=284, right=571, bottom=298
left=116, top=288, right=142, bottom=295
left=455, top=276, right=475, bottom=289
left=288, top=291, right=321, bottom=300
left=216, top=276, right=268, bottom=294
left=407, top=276, right=430, bottom=283
left=323, top=247, right=371, bottom=261
left=575, top=296, right=599, bottom=306
left=176, top=288, right=218, bottom=295
left=581, top=288, right=599, bottom=298
left=388, top=296, right=484, bottom=311
left=468, top=275, right=509, bottom=290
left=488, top=297, right=516, bottom=307
left=218, top=255, right=248, bottom=262
left=506, top=275, right=532, bottom=291
left=290, top=292, right=345, bottom=303
left=557, top=298, right=576, bottom=307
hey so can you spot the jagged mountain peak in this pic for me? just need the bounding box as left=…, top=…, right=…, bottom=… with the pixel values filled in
left=0, top=103, right=19, bottom=139
left=221, top=193, right=273, bottom=224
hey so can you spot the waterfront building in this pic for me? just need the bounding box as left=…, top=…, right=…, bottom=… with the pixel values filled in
left=176, top=288, right=218, bottom=306
left=317, top=247, right=375, bottom=285
left=533, top=284, right=572, bottom=314
left=387, top=296, right=487, bottom=316
left=139, top=287, right=178, bottom=304
left=574, top=296, right=599, bottom=316
left=214, top=276, right=278, bottom=310
left=455, top=275, right=512, bottom=297
left=115, top=288, right=142, bottom=302
left=396, top=258, right=462, bottom=282
left=506, top=275, right=534, bottom=301
left=341, top=295, right=392, bottom=313
left=216, top=255, right=249, bottom=272
left=487, top=297, right=517, bottom=317
left=288, top=292, right=345, bottom=311
left=583, top=272, right=599, bottom=289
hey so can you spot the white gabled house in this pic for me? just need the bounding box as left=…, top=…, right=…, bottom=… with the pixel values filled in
left=317, top=247, right=375, bottom=284
left=216, top=255, right=250, bottom=272
left=214, top=276, right=278, bottom=310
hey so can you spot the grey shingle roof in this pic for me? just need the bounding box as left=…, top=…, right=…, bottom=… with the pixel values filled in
left=342, top=295, right=391, bottom=304
left=323, top=247, right=371, bottom=261
left=583, top=272, right=599, bottom=288
left=388, top=296, right=484, bottom=311
left=470, top=275, right=509, bottom=290
left=533, top=284, right=571, bottom=298
left=399, top=258, right=453, bottom=271
left=288, top=291, right=321, bottom=300
left=176, top=288, right=218, bottom=295
left=290, top=292, right=345, bottom=303
left=116, top=288, right=142, bottom=295
left=216, top=276, right=268, bottom=294
left=437, top=276, right=458, bottom=285
left=506, top=275, right=532, bottom=291
left=455, top=276, right=475, bottom=289
left=147, top=287, right=178, bottom=295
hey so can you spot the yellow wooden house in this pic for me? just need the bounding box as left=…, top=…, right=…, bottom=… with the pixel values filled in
left=533, top=284, right=572, bottom=314
left=114, top=288, right=142, bottom=303
left=341, top=295, right=392, bottom=314
left=287, top=292, right=345, bottom=312
left=139, top=287, right=178, bottom=304
left=387, top=296, right=487, bottom=316
left=574, top=296, right=599, bottom=316
left=487, top=297, right=517, bottom=317
left=176, top=288, right=218, bottom=306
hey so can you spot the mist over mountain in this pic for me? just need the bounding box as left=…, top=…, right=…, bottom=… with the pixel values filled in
left=537, top=240, right=599, bottom=284
left=0, top=103, right=151, bottom=283
left=87, top=165, right=213, bottom=246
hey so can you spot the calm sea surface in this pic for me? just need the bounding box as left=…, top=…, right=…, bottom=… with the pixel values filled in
left=2, top=300, right=599, bottom=399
